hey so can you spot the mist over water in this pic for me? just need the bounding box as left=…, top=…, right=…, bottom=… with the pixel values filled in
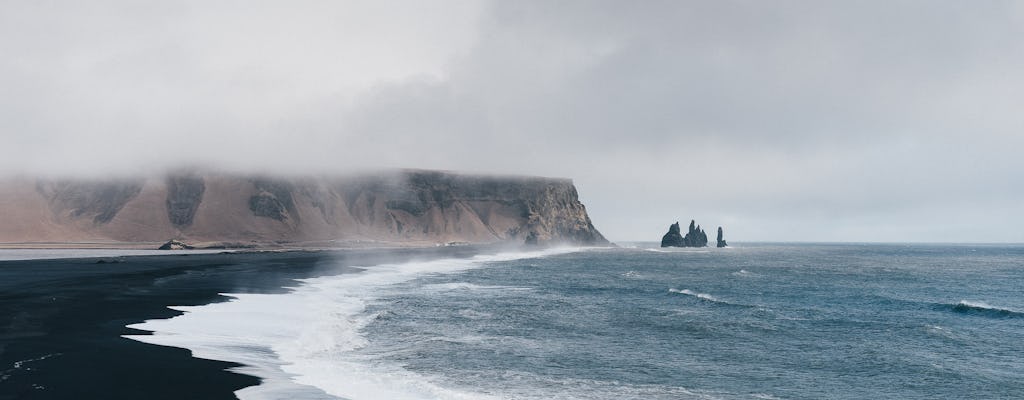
left=127, top=244, right=1024, bottom=399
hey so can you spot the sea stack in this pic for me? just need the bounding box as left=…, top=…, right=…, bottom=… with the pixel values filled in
left=660, top=219, right=709, bottom=248
left=685, top=220, right=708, bottom=247
left=660, top=222, right=685, bottom=247
left=717, top=226, right=727, bottom=248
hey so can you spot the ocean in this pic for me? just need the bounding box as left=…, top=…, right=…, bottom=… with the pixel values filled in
left=122, top=243, right=1024, bottom=399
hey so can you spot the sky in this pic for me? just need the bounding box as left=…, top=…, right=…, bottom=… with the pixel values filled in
left=2, top=1, right=1023, bottom=243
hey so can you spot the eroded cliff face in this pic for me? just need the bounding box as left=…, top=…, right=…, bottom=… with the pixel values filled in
left=0, top=170, right=607, bottom=247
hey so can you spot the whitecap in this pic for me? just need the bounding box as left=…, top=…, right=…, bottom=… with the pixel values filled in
left=668, top=288, right=719, bottom=302
left=952, top=300, right=1024, bottom=317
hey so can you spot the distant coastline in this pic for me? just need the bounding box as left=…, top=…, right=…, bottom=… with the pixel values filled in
left=0, top=169, right=608, bottom=250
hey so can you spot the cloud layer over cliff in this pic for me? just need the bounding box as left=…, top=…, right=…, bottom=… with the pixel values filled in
left=3, top=1, right=1023, bottom=242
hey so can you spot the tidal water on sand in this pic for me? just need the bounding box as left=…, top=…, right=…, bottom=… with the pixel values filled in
left=128, top=244, right=1024, bottom=399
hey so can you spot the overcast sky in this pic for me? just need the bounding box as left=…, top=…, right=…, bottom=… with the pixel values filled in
left=3, top=1, right=1023, bottom=242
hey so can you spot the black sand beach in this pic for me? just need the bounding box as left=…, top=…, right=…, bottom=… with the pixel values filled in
left=0, top=246, right=494, bottom=400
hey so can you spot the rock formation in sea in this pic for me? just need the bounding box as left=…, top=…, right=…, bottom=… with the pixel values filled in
left=660, top=222, right=685, bottom=247
left=660, top=219, right=710, bottom=248
left=717, top=226, right=727, bottom=248
left=0, top=170, right=608, bottom=248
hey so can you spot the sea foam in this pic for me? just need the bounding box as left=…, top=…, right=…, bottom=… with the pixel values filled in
left=124, top=247, right=582, bottom=400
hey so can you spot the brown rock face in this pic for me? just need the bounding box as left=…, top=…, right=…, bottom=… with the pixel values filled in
left=0, top=170, right=608, bottom=247
left=36, top=179, right=144, bottom=224
left=165, top=173, right=205, bottom=227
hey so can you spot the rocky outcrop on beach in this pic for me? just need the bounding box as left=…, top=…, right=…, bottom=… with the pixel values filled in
left=157, top=239, right=194, bottom=250
left=0, top=170, right=608, bottom=247
left=717, top=226, right=727, bottom=248
left=660, top=219, right=710, bottom=248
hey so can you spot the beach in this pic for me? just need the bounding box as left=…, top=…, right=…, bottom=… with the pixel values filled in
left=0, top=246, right=495, bottom=400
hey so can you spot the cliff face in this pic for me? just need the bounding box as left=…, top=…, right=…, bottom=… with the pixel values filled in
left=0, top=170, right=607, bottom=247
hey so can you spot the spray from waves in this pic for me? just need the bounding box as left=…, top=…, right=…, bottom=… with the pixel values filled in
left=951, top=300, right=1024, bottom=318
left=124, top=247, right=584, bottom=400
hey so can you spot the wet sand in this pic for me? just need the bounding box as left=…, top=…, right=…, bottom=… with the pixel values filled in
left=0, top=246, right=496, bottom=400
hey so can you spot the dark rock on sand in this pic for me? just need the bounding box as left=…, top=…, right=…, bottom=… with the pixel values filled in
left=158, top=239, right=195, bottom=250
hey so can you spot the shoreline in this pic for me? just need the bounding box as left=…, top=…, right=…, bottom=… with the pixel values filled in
left=0, top=245, right=502, bottom=400
left=0, top=239, right=492, bottom=251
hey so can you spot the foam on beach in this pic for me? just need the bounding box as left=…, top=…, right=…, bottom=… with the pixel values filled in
left=125, top=247, right=582, bottom=400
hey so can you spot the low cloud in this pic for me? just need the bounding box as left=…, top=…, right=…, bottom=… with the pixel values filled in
left=3, top=1, right=1023, bottom=242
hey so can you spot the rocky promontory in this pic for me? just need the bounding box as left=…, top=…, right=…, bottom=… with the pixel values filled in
left=0, top=170, right=608, bottom=248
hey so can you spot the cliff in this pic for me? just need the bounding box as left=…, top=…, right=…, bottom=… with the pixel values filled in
left=0, top=170, right=608, bottom=248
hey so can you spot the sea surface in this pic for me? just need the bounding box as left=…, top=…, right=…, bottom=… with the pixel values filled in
left=127, top=243, right=1024, bottom=399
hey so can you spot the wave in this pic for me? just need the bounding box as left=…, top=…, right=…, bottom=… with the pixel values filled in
left=422, top=282, right=531, bottom=292
left=950, top=300, right=1024, bottom=318
left=645, top=248, right=711, bottom=253
left=124, top=247, right=584, bottom=400
left=668, top=288, right=719, bottom=302
left=621, top=270, right=643, bottom=279
left=667, top=289, right=758, bottom=310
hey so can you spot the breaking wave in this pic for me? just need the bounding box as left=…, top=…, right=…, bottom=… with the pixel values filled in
left=667, top=288, right=756, bottom=309
left=124, top=247, right=583, bottom=400
left=668, top=288, right=719, bottom=302
left=950, top=300, right=1024, bottom=318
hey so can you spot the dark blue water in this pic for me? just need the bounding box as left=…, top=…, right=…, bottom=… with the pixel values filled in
left=356, top=244, right=1024, bottom=399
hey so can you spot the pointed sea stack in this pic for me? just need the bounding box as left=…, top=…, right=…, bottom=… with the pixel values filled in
left=684, top=220, right=708, bottom=247
left=717, top=226, right=727, bottom=248
left=660, top=222, right=685, bottom=247
left=661, top=219, right=711, bottom=248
